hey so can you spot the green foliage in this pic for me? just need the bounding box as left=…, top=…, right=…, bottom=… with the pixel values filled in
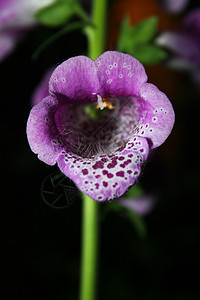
left=109, top=201, right=147, bottom=239
left=106, top=184, right=147, bottom=239
left=35, top=0, right=88, bottom=27
left=32, top=21, right=88, bottom=60
left=117, top=15, right=168, bottom=65
left=132, top=44, right=168, bottom=65
left=124, top=183, right=144, bottom=198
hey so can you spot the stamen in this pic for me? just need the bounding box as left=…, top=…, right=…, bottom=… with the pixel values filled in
left=96, top=94, right=115, bottom=110
left=97, top=94, right=104, bottom=110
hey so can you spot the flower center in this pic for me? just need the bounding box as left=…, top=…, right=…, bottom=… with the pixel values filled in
left=55, top=96, right=145, bottom=158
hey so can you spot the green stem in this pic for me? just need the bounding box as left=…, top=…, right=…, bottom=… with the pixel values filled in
left=80, top=0, right=107, bottom=299
left=84, top=0, right=107, bottom=59
left=80, top=194, right=99, bottom=300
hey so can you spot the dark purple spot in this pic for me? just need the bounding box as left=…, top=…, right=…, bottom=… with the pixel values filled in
left=116, top=171, right=124, bottom=177
left=118, top=156, right=125, bottom=161
left=128, top=142, right=134, bottom=147
left=90, top=188, right=93, bottom=191
left=134, top=171, right=139, bottom=176
left=95, top=183, right=99, bottom=189
left=83, top=162, right=87, bottom=165
left=107, top=173, right=114, bottom=178
left=85, top=181, right=89, bottom=184
left=103, top=181, right=108, bottom=187
left=125, top=159, right=131, bottom=165
left=82, top=169, right=88, bottom=175
left=95, top=175, right=101, bottom=178
left=101, top=158, right=108, bottom=162
left=113, top=182, right=118, bottom=188
left=128, top=154, right=133, bottom=158
left=92, top=161, right=104, bottom=169
left=120, top=164, right=125, bottom=168
left=127, top=170, right=132, bottom=174
left=140, top=149, right=144, bottom=153
left=107, top=157, right=118, bottom=169
left=102, top=170, right=108, bottom=175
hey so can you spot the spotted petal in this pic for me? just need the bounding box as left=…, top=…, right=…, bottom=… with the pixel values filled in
left=26, top=95, right=64, bottom=165
left=137, top=83, right=175, bottom=148
left=57, top=136, right=149, bottom=202
left=95, top=51, right=148, bottom=98
left=49, top=56, right=100, bottom=101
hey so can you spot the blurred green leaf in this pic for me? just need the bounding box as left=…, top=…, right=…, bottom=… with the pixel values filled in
left=124, top=183, right=144, bottom=198
left=32, top=21, right=89, bottom=60
left=117, top=15, right=168, bottom=65
left=117, top=15, right=158, bottom=51
left=105, top=184, right=147, bottom=239
left=132, top=44, right=168, bottom=65
left=35, top=0, right=88, bottom=27
left=109, top=202, right=147, bottom=239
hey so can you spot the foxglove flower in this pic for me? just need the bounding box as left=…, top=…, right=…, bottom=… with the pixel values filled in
left=156, top=0, right=189, bottom=14
left=0, top=0, right=53, bottom=61
left=27, top=51, right=175, bottom=201
left=156, top=9, right=200, bottom=88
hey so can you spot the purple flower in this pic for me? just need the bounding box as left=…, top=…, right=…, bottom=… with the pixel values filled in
left=27, top=51, right=175, bottom=202
left=0, top=0, right=53, bottom=61
left=31, top=68, right=53, bottom=106
left=156, top=9, right=200, bottom=87
left=118, top=194, right=156, bottom=216
left=156, top=0, right=189, bottom=14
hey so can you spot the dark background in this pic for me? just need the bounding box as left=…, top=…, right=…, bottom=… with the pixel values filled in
left=1, top=0, right=200, bottom=299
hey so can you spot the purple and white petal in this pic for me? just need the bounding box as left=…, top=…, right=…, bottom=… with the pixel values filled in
left=27, top=95, right=64, bottom=165
left=156, top=0, right=189, bottom=14
left=137, top=83, right=175, bottom=148
left=0, top=0, right=54, bottom=29
left=118, top=194, right=156, bottom=216
left=95, top=51, right=148, bottom=98
left=32, top=68, right=53, bottom=106
left=57, top=136, right=149, bottom=202
left=0, top=30, right=22, bottom=61
left=49, top=56, right=100, bottom=101
left=156, top=31, right=200, bottom=67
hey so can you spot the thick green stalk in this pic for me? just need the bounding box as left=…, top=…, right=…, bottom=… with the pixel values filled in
left=80, top=194, right=99, bottom=300
left=85, top=0, right=107, bottom=59
left=79, top=1, right=107, bottom=299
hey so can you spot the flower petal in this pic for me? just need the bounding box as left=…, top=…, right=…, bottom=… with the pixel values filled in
left=57, top=136, right=149, bottom=202
left=0, top=30, right=22, bottom=61
left=118, top=194, right=156, bottom=216
left=156, top=31, right=200, bottom=66
left=183, top=9, right=200, bottom=33
left=49, top=56, right=100, bottom=101
left=26, top=95, right=64, bottom=165
left=31, top=68, right=53, bottom=106
left=156, top=0, right=189, bottom=14
left=137, top=83, right=175, bottom=148
left=95, top=51, right=148, bottom=98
